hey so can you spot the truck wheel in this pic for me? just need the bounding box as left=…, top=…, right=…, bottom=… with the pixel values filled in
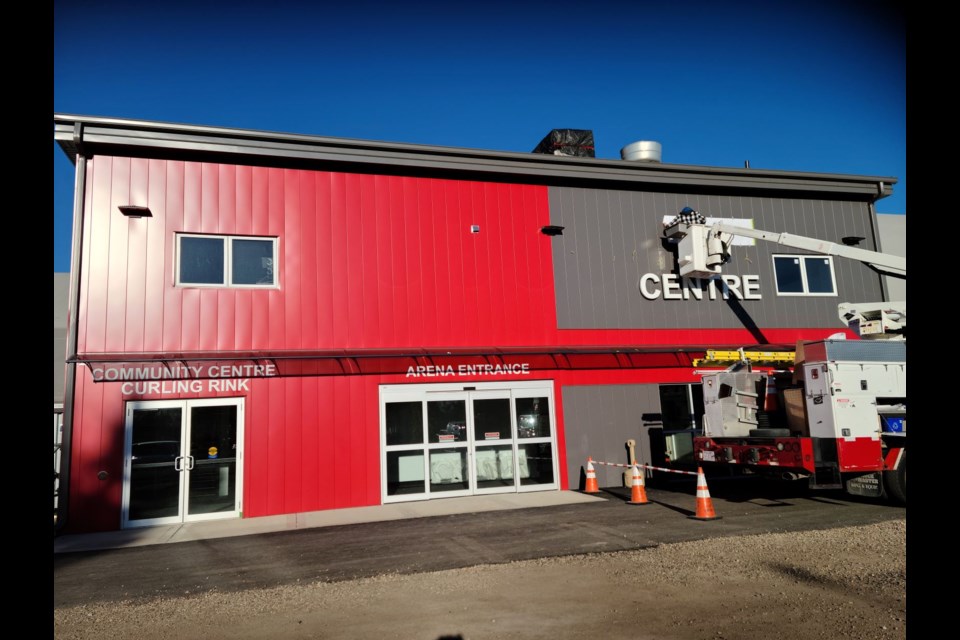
left=883, top=450, right=906, bottom=505
left=749, top=428, right=791, bottom=438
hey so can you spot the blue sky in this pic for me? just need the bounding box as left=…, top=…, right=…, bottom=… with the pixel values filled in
left=53, top=0, right=905, bottom=273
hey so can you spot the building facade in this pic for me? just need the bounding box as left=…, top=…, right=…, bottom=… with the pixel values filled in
left=54, top=115, right=896, bottom=533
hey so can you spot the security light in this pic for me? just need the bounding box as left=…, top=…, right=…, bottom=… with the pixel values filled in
left=119, top=206, right=152, bottom=218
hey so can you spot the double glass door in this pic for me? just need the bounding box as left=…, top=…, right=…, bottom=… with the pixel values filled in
left=122, top=398, right=243, bottom=528
left=381, top=382, right=557, bottom=502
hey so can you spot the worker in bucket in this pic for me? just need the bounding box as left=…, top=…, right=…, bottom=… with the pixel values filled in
left=670, top=206, right=706, bottom=225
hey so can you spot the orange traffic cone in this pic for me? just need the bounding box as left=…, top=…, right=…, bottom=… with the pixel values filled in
left=688, top=467, right=722, bottom=520
left=763, top=374, right=780, bottom=412
left=627, top=463, right=649, bottom=505
left=584, top=457, right=600, bottom=493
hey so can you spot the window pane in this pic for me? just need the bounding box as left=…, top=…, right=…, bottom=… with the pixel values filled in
left=385, top=402, right=423, bottom=446
left=427, top=400, right=466, bottom=443
left=129, top=408, right=182, bottom=521
left=187, top=405, right=238, bottom=516
left=429, top=449, right=468, bottom=492
left=516, top=397, right=551, bottom=438
left=386, top=451, right=425, bottom=496
left=804, top=257, right=835, bottom=294
left=232, top=239, right=275, bottom=285
left=660, top=385, right=695, bottom=430
left=475, top=444, right=515, bottom=489
left=180, top=237, right=224, bottom=284
left=473, top=398, right=511, bottom=441
left=773, top=256, right=804, bottom=293
left=519, top=443, right=554, bottom=486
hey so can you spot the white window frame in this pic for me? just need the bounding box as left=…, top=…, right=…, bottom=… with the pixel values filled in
left=772, top=254, right=838, bottom=297
left=122, top=397, right=245, bottom=529
left=175, top=233, right=279, bottom=289
left=380, top=381, right=559, bottom=504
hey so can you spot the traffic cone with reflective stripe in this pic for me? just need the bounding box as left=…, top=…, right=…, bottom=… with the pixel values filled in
left=584, top=457, right=600, bottom=493
left=688, top=467, right=722, bottom=520
left=763, top=374, right=780, bottom=412
left=627, top=463, right=649, bottom=505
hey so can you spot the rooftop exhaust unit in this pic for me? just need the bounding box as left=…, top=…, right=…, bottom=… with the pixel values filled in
left=620, top=140, right=662, bottom=163
left=532, top=129, right=595, bottom=158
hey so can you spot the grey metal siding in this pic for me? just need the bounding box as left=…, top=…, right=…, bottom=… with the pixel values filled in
left=563, top=384, right=664, bottom=489
left=876, top=214, right=907, bottom=301
left=551, top=187, right=886, bottom=330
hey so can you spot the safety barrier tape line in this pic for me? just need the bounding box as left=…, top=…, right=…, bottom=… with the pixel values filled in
left=590, top=460, right=698, bottom=476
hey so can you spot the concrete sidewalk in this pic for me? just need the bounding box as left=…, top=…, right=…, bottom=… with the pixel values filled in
left=54, top=490, right=605, bottom=554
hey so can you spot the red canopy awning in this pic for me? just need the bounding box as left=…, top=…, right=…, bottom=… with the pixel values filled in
left=67, top=345, right=738, bottom=381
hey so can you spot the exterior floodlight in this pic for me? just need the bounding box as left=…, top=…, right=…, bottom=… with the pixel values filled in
left=540, top=225, right=565, bottom=236
left=119, top=205, right=152, bottom=218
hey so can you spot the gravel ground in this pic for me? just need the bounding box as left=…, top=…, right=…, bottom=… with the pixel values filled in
left=54, top=518, right=906, bottom=640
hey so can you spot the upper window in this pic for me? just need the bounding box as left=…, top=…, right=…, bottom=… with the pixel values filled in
left=772, top=255, right=836, bottom=296
left=176, top=234, right=278, bottom=288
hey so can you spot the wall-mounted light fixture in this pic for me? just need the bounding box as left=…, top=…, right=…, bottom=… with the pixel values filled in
left=841, top=236, right=865, bottom=246
left=540, top=225, right=564, bottom=236
left=119, top=205, right=152, bottom=218
left=470, top=224, right=480, bottom=233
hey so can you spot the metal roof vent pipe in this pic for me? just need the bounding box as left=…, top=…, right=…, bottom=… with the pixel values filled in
left=621, top=140, right=662, bottom=163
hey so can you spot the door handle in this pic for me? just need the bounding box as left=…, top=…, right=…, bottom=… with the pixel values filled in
left=174, top=456, right=183, bottom=471
left=186, top=456, right=195, bottom=470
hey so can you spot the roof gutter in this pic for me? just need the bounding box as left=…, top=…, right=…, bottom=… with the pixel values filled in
left=54, top=114, right=897, bottom=202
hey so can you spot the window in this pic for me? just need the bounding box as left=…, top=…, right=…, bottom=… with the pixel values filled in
left=176, top=234, right=277, bottom=287
left=772, top=255, right=837, bottom=296
left=659, top=384, right=704, bottom=431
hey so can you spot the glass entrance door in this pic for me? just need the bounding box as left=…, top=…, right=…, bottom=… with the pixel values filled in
left=124, top=404, right=184, bottom=524
left=123, top=398, right=243, bottom=528
left=470, top=391, right=516, bottom=494
left=426, top=392, right=471, bottom=497
left=381, top=381, right=558, bottom=503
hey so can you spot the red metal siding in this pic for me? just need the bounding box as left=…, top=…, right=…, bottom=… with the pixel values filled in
left=161, top=162, right=185, bottom=352
left=124, top=158, right=148, bottom=353
left=246, top=377, right=270, bottom=516
left=143, top=159, right=168, bottom=352
left=104, top=157, right=130, bottom=353
left=115, top=169, right=552, bottom=351
left=300, top=377, right=320, bottom=509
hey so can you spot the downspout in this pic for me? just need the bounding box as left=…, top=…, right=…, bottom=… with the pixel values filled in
left=55, top=123, right=88, bottom=535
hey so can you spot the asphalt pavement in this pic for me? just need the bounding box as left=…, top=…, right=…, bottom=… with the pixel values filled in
left=54, top=476, right=906, bottom=609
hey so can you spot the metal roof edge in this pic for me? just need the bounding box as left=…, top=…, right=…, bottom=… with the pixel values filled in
left=54, top=114, right=897, bottom=200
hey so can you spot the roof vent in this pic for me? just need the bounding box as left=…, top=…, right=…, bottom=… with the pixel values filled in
left=532, top=129, right=595, bottom=158
left=620, top=141, right=662, bottom=163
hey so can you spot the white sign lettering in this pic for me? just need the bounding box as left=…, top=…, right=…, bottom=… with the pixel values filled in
left=89, top=363, right=278, bottom=396
left=639, top=274, right=762, bottom=301
left=405, top=363, right=531, bottom=378
left=91, top=363, right=278, bottom=382
left=119, top=379, right=251, bottom=396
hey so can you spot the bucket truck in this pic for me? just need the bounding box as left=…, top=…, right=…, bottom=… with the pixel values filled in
left=661, top=216, right=906, bottom=503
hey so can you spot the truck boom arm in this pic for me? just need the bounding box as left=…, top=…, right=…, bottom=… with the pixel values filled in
left=662, top=218, right=906, bottom=338
left=662, top=220, right=906, bottom=279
